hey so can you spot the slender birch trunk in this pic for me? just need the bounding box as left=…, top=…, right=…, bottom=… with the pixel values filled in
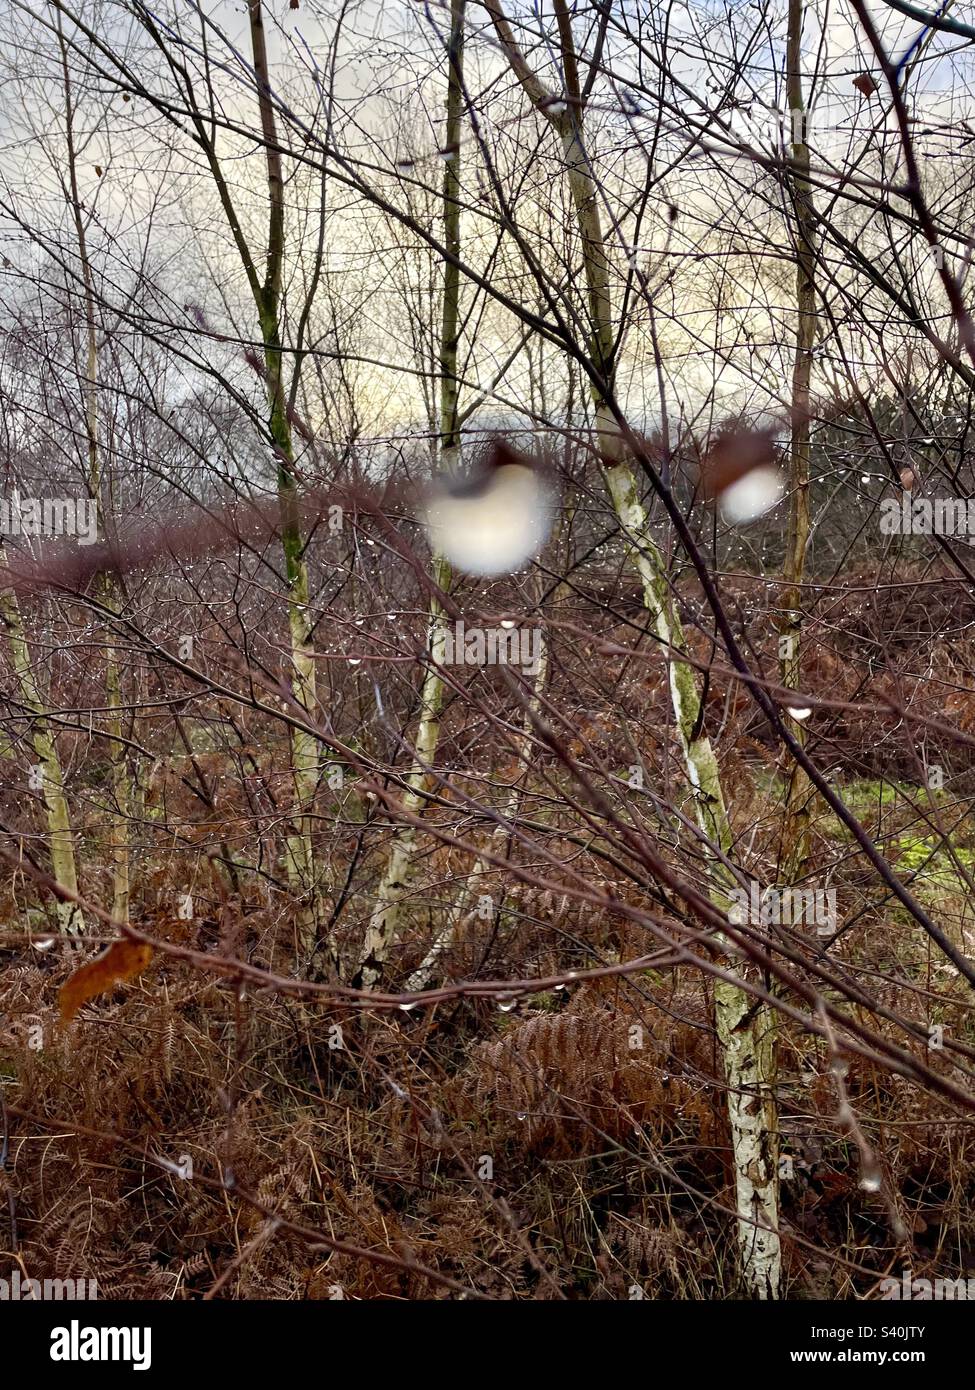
left=247, top=0, right=322, bottom=963
left=56, top=16, right=131, bottom=924
left=405, top=601, right=549, bottom=993
left=437, top=0, right=465, bottom=483
left=779, top=0, right=817, bottom=887
left=606, top=470, right=782, bottom=1297
left=406, top=418, right=562, bottom=993
left=0, top=567, right=84, bottom=936
left=360, top=552, right=451, bottom=987
left=359, top=0, right=465, bottom=988
left=137, top=0, right=326, bottom=964
left=487, top=0, right=781, bottom=1296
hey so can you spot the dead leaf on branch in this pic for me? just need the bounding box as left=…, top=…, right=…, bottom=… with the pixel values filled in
left=59, top=939, right=154, bottom=1025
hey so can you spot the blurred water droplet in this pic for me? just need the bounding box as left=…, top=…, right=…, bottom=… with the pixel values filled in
left=422, top=443, right=555, bottom=576
left=718, top=465, right=785, bottom=522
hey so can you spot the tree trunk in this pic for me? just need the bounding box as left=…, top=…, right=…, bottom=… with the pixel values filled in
left=405, top=596, right=549, bottom=993
left=57, top=13, right=131, bottom=926
left=779, top=0, right=817, bottom=887
left=606, top=467, right=782, bottom=1298
left=0, top=565, right=84, bottom=936
left=247, top=0, right=323, bottom=965
left=487, top=0, right=782, bottom=1296
left=359, top=0, right=465, bottom=988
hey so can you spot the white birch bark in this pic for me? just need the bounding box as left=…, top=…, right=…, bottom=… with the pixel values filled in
left=359, top=0, right=465, bottom=987
left=486, top=0, right=781, bottom=1296
left=360, top=551, right=452, bottom=987
left=779, top=0, right=817, bottom=887
left=404, top=620, right=550, bottom=993
left=246, top=0, right=324, bottom=963
left=56, top=16, right=131, bottom=926
left=0, top=565, right=84, bottom=936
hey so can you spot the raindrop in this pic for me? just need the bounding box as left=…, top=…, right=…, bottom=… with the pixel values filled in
left=421, top=442, right=555, bottom=576
left=718, top=465, right=785, bottom=523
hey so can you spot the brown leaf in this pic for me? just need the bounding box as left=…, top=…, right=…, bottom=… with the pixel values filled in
left=59, top=938, right=153, bottom=1024
left=853, top=73, right=877, bottom=98
left=900, top=466, right=917, bottom=491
